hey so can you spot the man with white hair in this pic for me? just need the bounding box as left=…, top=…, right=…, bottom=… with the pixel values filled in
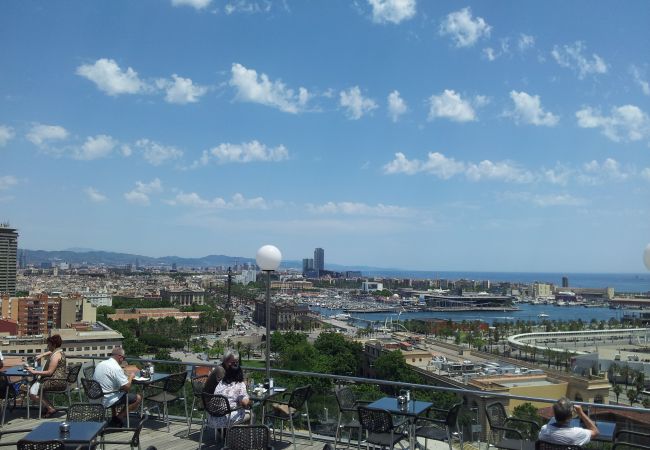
left=94, top=346, right=142, bottom=427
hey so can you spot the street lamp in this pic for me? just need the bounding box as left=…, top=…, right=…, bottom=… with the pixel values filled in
left=256, top=244, right=282, bottom=382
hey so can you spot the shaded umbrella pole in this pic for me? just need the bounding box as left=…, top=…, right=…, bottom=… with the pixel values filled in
left=265, top=270, right=271, bottom=381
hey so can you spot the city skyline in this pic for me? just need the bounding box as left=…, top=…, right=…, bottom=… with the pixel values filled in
left=1, top=1, right=649, bottom=273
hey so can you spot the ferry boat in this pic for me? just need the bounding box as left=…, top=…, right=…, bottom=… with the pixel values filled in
left=538, top=313, right=549, bottom=318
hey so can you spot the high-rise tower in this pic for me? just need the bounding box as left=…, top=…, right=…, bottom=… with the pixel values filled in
left=0, top=224, right=18, bottom=295
left=314, top=247, right=324, bottom=274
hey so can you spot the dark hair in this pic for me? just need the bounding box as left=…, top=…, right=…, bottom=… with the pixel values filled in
left=47, top=334, right=63, bottom=349
left=553, top=397, right=573, bottom=422
left=221, top=359, right=244, bottom=384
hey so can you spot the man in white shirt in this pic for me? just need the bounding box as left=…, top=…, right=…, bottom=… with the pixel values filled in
left=93, top=347, right=142, bottom=427
left=538, top=397, right=599, bottom=446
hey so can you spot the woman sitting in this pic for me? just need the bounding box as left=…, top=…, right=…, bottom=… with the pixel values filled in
left=28, top=334, right=66, bottom=418
left=208, top=350, right=250, bottom=429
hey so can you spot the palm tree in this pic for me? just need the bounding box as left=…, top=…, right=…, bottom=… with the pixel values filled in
left=627, top=388, right=638, bottom=406
left=245, top=343, right=253, bottom=360
left=613, top=383, right=622, bottom=404
left=635, top=371, right=645, bottom=393
left=620, top=365, right=630, bottom=387
left=545, top=348, right=553, bottom=368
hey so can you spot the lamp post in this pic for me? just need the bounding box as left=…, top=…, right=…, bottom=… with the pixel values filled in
left=644, top=244, right=650, bottom=271
left=256, top=245, right=282, bottom=382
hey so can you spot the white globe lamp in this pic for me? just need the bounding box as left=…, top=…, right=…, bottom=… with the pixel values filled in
left=256, top=245, right=282, bottom=271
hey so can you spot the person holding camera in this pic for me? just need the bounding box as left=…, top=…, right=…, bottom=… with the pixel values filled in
left=538, top=397, right=599, bottom=446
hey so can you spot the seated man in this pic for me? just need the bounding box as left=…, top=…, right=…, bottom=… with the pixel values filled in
left=93, top=346, right=142, bottom=427
left=538, top=397, right=599, bottom=446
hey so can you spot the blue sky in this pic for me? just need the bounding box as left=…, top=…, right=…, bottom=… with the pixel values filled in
left=1, top=0, right=649, bottom=273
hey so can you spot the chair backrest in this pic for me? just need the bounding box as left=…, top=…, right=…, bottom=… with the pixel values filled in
left=445, top=402, right=463, bottom=429
left=335, top=387, right=357, bottom=412
left=130, top=412, right=148, bottom=447
left=535, top=441, right=583, bottom=450
left=612, top=443, right=650, bottom=450
left=224, top=425, right=271, bottom=450
left=17, top=440, right=64, bottom=450
left=486, top=402, right=508, bottom=428
left=67, top=403, right=106, bottom=422
left=358, top=406, right=394, bottom=434
left=83, top=365, right=95, bottom=380
left=0, top=373, right=16, bottom=399
left=202, top=393, right=233, bottom=418
left=191, top=375, right=208, bottom=396
left=288, top=385, right=312, bottom=409
left=66, top=363, right=82, bottom=384
left=164, top=371, right=188, bottom=394
left=81, top=378, right=105, bottom=400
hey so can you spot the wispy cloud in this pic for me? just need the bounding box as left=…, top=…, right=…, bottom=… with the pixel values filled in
left=506, top=90, right=559, bottom=126
left=84, top=187, right=108, bottom=203
left=225, top=1, right=272, bottom=15
left=0, top=175, right=18, bottom=191
left=229, top=63, right=309, bottom=113
left=439, top=7, right=491, bottom=48
left=641, top=168, right=650, bottom=181
left=551, top=41, right=607, bottom=79
left=171, top=0, right=212, bottom=10
left=135, top=139, right=183, bottom=166
left=579, top=158, right=629, bottom=184
left=124, top=178, right=163, bottom=206
left=630, top=65, right=650, bottom=96
left=156, top=74, right=208, bottom=104
left=26, top=124, right=69, bottom=148
left=367, top=0, right=416, bottom=24
left=307, top=201, right=412, bottom=217
left=340, top=86, right=378, bottom=120
left=387, top=90, right=407, bottom=122
left=576, top=104, right=650, bottom=143
left=428, top=90, right=477, bottom=122
left=167, top=192, right=270, bottom=209
left=192, top=140, right=289, bottom=166
left=501, top=191, right=585, bottom=207
left=518, top=34, right=535, bottom=52
left=73, top=134, right=118, bottom=160
left=0, top=125, right=15, bottom=147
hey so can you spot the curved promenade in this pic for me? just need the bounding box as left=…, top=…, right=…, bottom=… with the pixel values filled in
left=507, top=328, right=650, bottom=354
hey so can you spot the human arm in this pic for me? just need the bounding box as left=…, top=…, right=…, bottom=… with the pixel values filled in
left=34, top=351, right=52, bottom=363
left=28, top=351, right=61, bottom=377
left=236, top=382, right=251, bottom=408
left=574, top=405, right=599, bottom=439
left=120, top=371, right=134, bottom=392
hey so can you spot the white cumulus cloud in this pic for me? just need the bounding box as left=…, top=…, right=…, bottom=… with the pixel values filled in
left=193, top=140, right=289, bottom=166
left=229, top=63, right=309, bottom=113
left=507, top=91, right=559, bottom=126
left=156, top=74, right=208, bottom=104
left=368, top=0, right=416, bottom=24
left=26, top=124, right=69, bottom=147
left=73, top=134, right=118, bottom=160
left=551, top=41, right=607, bottom=79
left=171, top=0, right=212, bottom=9
left=124, top=178, right=163, bottom=206
left=76, top=58, right=146, bottom=96
left=167, top=192, right=269, bottom=209
left=439, top=7, right=491, bottom=48
left=533, top=194, right=584, bottom=207
left=0, top=175, right=18, bottom=190
left=387, top=90, right=407, bottom=122
left=135, top=139, right=183, bottom=166
left=428, top=90, right=476, bottom=122
left=0, top=125, right=14, bottom=147
left=576, top=105, right=650, bottom=143
left=84, top=187, right=108, bottom=203
left=340, top=86, right=378, bottom=120
left=466, top=160, right=534, bottom=183
left=307, top=201, right=411, bottom=217
left=580, top=158, right=629, bottom=184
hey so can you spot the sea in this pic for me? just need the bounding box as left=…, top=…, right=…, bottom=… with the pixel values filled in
left=362, top=271, right=650, bottom=294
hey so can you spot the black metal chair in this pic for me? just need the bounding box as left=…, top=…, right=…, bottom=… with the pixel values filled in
left=223, top=425, right=273, bottom=450
left=357, top=406, right=408, bottom=450
left=187, top=375, right=208, bottom=437
left=613, top=430, right=650, bottom=450
left=16, top=441, right=64, bottom=450
left=334, top=387, right=370, bottom=450
left=64, top=363, right=83, bottom=403
left=415, top=402, right=463, bottom=450
left=38, top=363, right=84, bottom=418
left=486, top=402, right=539, bottom=450
left=535, top=441, right=583, bottom=450
left=263, top=385, right=313, bottom=450
left=82, top=364, right=95, bottom=381
left=198, top=393, right=250, bottom=450
left=0, top=373, right=18, bottom=427
left=144, top=371, right=188, bottom=433
left=101, top=412, right=149, bottom=450
left=81, top=378, right=130, bottom=427
left=67, top=402, right=106, bottom=422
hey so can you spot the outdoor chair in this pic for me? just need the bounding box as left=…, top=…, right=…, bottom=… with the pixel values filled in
left=535, top=441, right=582, bottom=450
left=613, top=430, right=650, bottom=450
left=0, top=428, right=34, bottom=447
left=144, top=371, right=188, bottom=433
left=187, top=374, right=208, bottom=437
left=262, top=385, right=313, bottom=450
left=101, top=412, right=149, bottom=450
left=334, top=386, right=370, bottom=450
left=16, top=441, right=64, bottom=450
left=82, top=365, right=95, bottom=381
left=67, top=402, right=106, bottom=422
left=38, top=363, right=84, bottom=418
left=415, top=402, right=463, bottom=450
left=0, top=373, right=19, bottom=427
left=64, top=363, right=83, bottom=403
left=81, top=378, right=130, bottom=427
left=223, top=425, right=273, bottom=450
left=198, top=393, right=250, bottom=450
left=357, top=406, right=408, bottom=450
left=486, top=402, right=539, bottom=450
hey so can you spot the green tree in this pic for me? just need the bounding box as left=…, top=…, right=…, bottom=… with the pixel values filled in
left=613, top=383, right=623, bottom=404
left=512, top=403, right=542, bottom=440
left=627, top=388, right=638, bottom=406
left=373, top=351, right=420, bottom=394
left=314, top=332, right=362, bottom=376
